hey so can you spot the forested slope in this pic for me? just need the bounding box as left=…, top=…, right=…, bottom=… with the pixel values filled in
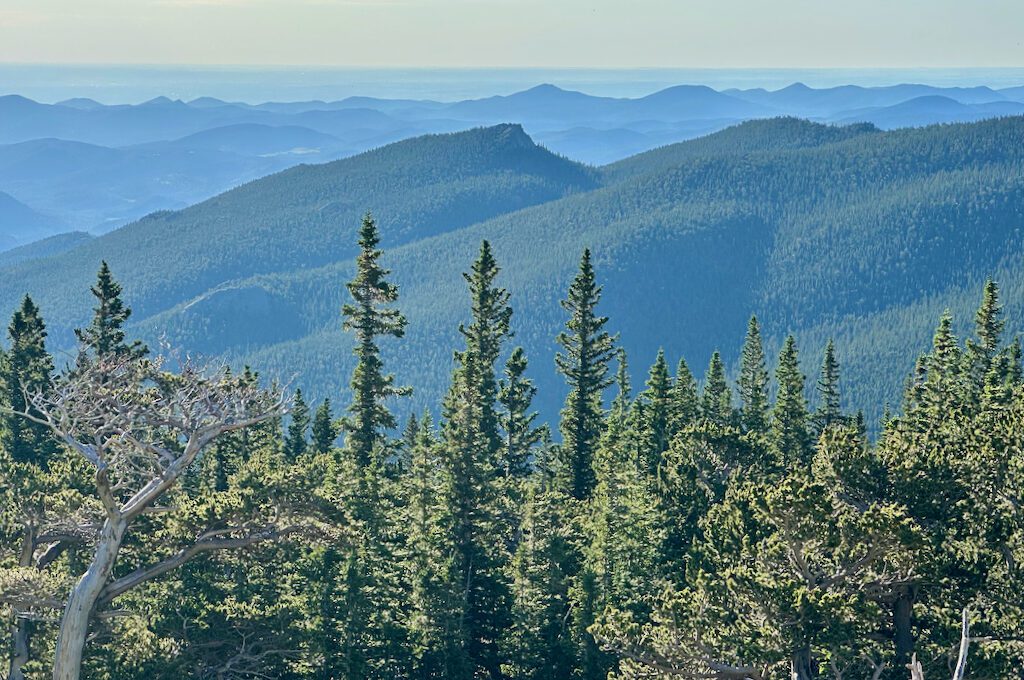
left=3, top=116, right=1024, bottom=423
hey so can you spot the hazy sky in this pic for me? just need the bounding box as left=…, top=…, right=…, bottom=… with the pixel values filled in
left=0, top=0, right=1021, bottom=68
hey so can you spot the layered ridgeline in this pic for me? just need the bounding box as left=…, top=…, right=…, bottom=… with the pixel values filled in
left=1, top=117, right=1023, bottom=423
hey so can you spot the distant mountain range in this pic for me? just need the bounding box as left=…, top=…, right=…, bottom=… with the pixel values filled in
left=0, top=81, right=1022, bottom=247
left=2, top=116, right=1022, bottom=428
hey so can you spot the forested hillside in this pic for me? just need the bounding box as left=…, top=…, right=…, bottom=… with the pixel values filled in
left=1, top=228, right=1022, bottom=679
left=3, top=116, right=1018, bottom=424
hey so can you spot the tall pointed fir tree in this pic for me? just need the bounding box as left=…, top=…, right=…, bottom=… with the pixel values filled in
left=771, top=335, right=811, bottom=468
left=638, top=349, right=673, bottom=471
left=737, top=316, right=769, bottom=435
left=284, top=388, right=310, bottom=460
left=498, top=347, right=544, bottom=482
left=701, top=351, right=732, bottom=426
left=74, top=260, right=146, bottom=361
left=966, top=279, right=1005, bottom=403
left=813, top=339, right=843, bottom=435
left=311, top=398, right=338, bottom=454
left=669, top=357, right=699, bottom=436
left=333, top=213, right=411, bottom=677
left=342, top=212, right=410, bottom=468
left=1, top=296, right=57, bottom=466
left=556, top=249, right=616, bottom=500
left=439, top=240, right=514, bottom=679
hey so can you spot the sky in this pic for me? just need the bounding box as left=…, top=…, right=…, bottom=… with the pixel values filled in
left=0, top=0, right=1022, bottom=68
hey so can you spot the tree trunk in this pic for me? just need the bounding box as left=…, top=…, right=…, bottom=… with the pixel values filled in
left=8, top=618, right=30, bottom=680
left=8, top=524, right=35, bottom=680
left=51, top=515, right=127, bottom=680
left=893, top=589, right=915, bottom=667
left=791, top=645, right=816, bottom=680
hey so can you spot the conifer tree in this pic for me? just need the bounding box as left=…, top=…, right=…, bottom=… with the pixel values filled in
left=812, top=339, right=843, bottom=434
left=737, top=316, right=769, bottom=434
left=311, top=398, right=338, bottom=454
left=284, top=388, right=310, bottom=460
left=439, top=240, right=514, bottom=678
left=342, top=213, right=409, bottom=468
left=74, top=260, right=146, bottom=360
left=1, top=296, right=57, bottom=465
left=638, top=349, right=672, bottom=466
left=669, top=357, right=699, bottom=436
left=771, top=335, right=811, bottom=467
left=556, top=249, right=616, bottom=500
left=701, top=351, right=732, bottom=426
left=498, top=347, right=544, bottom=481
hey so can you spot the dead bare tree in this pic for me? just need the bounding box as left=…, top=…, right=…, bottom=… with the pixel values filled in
left=907, top=608, right=971, bottom=680
left=14, top=351, right=290, bottom=680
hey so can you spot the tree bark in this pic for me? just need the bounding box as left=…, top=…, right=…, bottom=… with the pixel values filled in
left=893, top=589, right=915, bottom=667
left=791, top=645, right=816, bottom=680
left=51, top=515, right=127, bottom=680
left=8, top=618, right=30, bottom=680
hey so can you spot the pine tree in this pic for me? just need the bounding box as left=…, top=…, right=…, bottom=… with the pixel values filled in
left=74, top=260, right=146, bottom=361
left=966, top=279, right=1004, bottom=397
left=498, top=347, right=544, bottom=481
left=771, top=335, right=811, bottom=468
left=311, top=398, right=338, bottom=454
left=669, top=357, right=699, bottom=436
left=737, top=316, right=769, bottom=434
left=701, top=351, right=732, bottom=426
left=284, top=388, right=311, bottom=460
left=556, top=249, right=616, bottom=500
left=638, top=349, right=673, bottom=468
left=439, top=240, right=514, bottom=679
left=342, top=213, right=409, bottom=469
left=812, top=339, right=843, bottom=434
left=1, top=296, right=57, bottom=465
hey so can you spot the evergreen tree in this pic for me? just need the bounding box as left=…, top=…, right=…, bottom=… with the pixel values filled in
left=74, top=260, right=146, bottom=361
left=284, top=388, right=311, bottom=460
left=498, top=347, right=544, bottom=481
left=341, top=213, right=410, bottom=468
left=556, top=249, right=616, bottom=500
left=771, top=335, right=811, bottom=468
left=701, top=351, right=732, bottom=426
left=1, top=296, right=57, bottom=466
left=311, top=398, right=338, bottom=454
left=812, top=339, right=843, bottom=434
left=439, top=240, right=514, bottom=679
left=966, top=279, right=1004, bottom=396
left=737, top=316, right=769, bottom=434
left=638, top=349, right=672, bottom=467
left=669, top=357, right=699, bottom=436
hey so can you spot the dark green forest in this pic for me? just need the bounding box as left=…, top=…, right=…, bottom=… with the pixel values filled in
left=2, top=117, right=1024, bottom=429
left=2, top=218, right=1023, bottom=679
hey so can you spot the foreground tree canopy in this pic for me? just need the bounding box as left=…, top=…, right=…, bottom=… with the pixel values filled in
left=1, top=217, right=1023, bottom=680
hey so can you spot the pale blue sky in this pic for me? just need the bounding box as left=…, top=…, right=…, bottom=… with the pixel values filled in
left=0, top=0, right=1021, bottom=67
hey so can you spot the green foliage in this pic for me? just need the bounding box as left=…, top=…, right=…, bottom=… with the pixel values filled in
left=556, top=249, right=616, bottom=500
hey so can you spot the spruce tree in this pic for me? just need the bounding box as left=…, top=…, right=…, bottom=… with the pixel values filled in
left=556, top=248, right=616, bottom=500
left=311, top=398, right=338, bottom=454
left=284, top=388, right=311, bottom=460
left=701, top=351, right=732, bottom=426
left=74, top=260, right=146, bottom=360
left=638, top=349, right=672, bottom=466
left=498, top=347, right=544, bottom=481
left=342, top=213, right=409, bottom=468
left=2, top=296, right=57, bottom=465
left=669, top=357, right=699, bottom=436
left=439, top=240, right=514, bottom=678
left=966, top=279, right=1004, bottom=397
left=737, top=316, right=769, bottom=434
left=771, top=335, right=811, bottom=467
left=813, top=339, right=843, bottom=434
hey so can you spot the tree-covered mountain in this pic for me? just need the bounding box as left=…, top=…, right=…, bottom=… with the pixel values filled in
left=0, top=190, right=65, bottom=250
left=2, top=81, right=1022, bottom=242
left=2, top=116, right=1022, bottom=426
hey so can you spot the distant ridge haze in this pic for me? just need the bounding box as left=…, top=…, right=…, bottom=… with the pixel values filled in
left=0, top=78, right=1022, bottom=246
